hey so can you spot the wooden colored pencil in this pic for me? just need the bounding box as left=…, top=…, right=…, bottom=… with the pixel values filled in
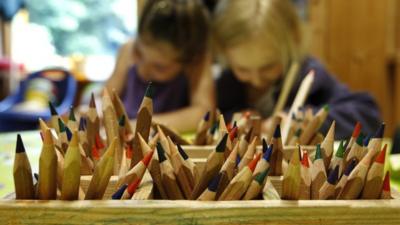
left=299, top=151, right=311, bottom=199
left=215, top=142, right=239, bottom=198
left=194, top=111, right=210, bottom=145
left=131, top=82, right=153, bottom=166
left=153, top=122, right=190, bottom=145
left=361, top=145, right=387, bottom=199
left=102, top=89, right=122, bottom=174
left=321, top=121, right=335, bottom=169
left=78, top=117, right=90, bottom=156
left=242, top=168, right=269, bottom=200
left=319, top=165, right=339, bottom=200
left=198, top=173, right=222, bottom=201
left=37, top=128, right=58, bottom=200
left=218, top=114, right=228, bottom=137
left=167, top=137, right=193, bottom=199
left=57, top=118, right=69, bottom=153
left=13, top=134, right=35, bottom=199
left=311, top=144, right=327, bottom=199
left=85, top=138, right=116, bottom=199
left=191, top=133, right=228, bottom=199
left=79, top=144, right=94, bottom=175
left=250, top=115, right=261, bottom=141
left=288, top=128, right=302, bottom=146
left=334, top=159, right=357, bottom=198
left=366, top=123, right=385, bottom=161
left=138, top=133, right=168, bottom=199
left=177, top=144, right=199, bottom=185
left=281, top=146, right=301, bottom=200
left=345, top=133, right=365, bottom=169
left=218, top=153, right=260, bottom=200
left=252, top=144, right=272, bottom=179
left=380, top=171, right=391, bottom=199
left=270, top=124, right=283, bottom=176
left=111, top=184, right=128, bottom=200
left=238, top=136, right=257, bottom=172
left=156, top=142, right=184, bottom=199
left=299, top=105, right=329, bottom=145
left=343, top=122, right=362, bottom=162
left=156, top=125, right=171, bottom=156
left=86, top=93, right=100, bottom=159
left=116, top=147, right=152, bottom=189
left=60, top=131, right=81, bottom=200
left=282, top=70, right=314, bottom=144
left=49, top=101, right=60, bottom=133
left=112, top=89, right=134, bottom=141
left=67, top=106, right=78, bottom=131
left=237, top=128, right=252, bottom=158
left=328, top=140, right=345, bottom=177
left=121, top=178, right=142, bottom=199
left=337, top=149, right=373, bottom=199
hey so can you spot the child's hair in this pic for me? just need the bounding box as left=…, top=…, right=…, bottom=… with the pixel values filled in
left=138, top=0, right=210, bottom=65
left=212, top=0, right=305, bottom=72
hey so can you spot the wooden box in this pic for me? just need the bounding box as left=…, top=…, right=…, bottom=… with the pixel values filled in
left=1, top=146, right=400, bottom=225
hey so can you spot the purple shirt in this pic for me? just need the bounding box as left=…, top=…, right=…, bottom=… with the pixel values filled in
left=122, top=65, right=190, bottom=118
left=217, top=57, right=382, bottom=139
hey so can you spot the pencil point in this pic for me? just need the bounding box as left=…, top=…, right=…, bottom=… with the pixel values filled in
left=323, top=104, right=330, bottom=112
left=263, top=144, right=273, bottom=162
left=79, top=117, right=86, bottom=131
left=144, top=82, right=154, bottom=98
left=262, top=138, right=268, bottom=153
left=95, top=133, right=105, bottom=149
left=301, top=151, right=310, bottom=168
left=48, top=101, right=58, bottom=116
left=43, top=128, right=53, bottom=145
left=374, top=123, right=385, bottom=138
left=344, top=159, right=357, bottom=176
left=382, top=171, right=390, bottom=192
left=203, top=111, right=210, bottom=121
left=89, top=93, right=96, bottom=108
left=335, top=140, right=345, bottom=158
left=375, top=144, right=387, bottom=164
left=236, top=155, right=241, bottom=167
left=363, top=135, right=371, bottom=147
left=327, top=165, right=339, bottom=184
left=273, top=124, right=281, bottom=138
left=177, top=144, right=189, bottom=160
left=208, top=173, right=222, bottom=192
left=16, top=134, right=26, bottom=153
left=112, top=184, right=128, bottom=199
left=58, top=118, right=66, bottom=133
left=142, top=150, right=154, bottom=166
left=34, top=173, right=39, bottom=181
left=255, top=168, right=269, bottom=185
left=156, top=142, right=167, bottom=162
left=216, top=133, right=228, bottom=153
left=65, top=126, right=72, bottom=141
left=314, top=144, right=323, bottom=160
left=229, top=126, right=238, bottom=141
left=210, top=122, right=218, bottom=135
left=68, top=107, right=76, bottom=121
left=248, top=153, right=261, bottom=172
left=118, top=115, right=126, bottom=127
left=245, top=127, right=253, bottom=143
left=92, top=145, right=100, bottom=160
left=290, top=146, right=301, bottom=165
left=356, top=133, right=365, bottom=146
left=352, top=122, right=362, bottom=138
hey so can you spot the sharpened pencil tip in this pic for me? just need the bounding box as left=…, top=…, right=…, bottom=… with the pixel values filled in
left=156, top=142, right=167, bottom=162
left=374, top=123, right=385, bottom=139
left=16, top=134, right=26, bottom=153
left=344, top=159, right=357, bottom=176
left=375, top=144, right=387, bottom=164
left=335, top=140, right=345, bottom=158
left=203, top=111, right=210, bottom=121
left=89, top=93, right=96, bottom=108
left=177, top=144, right=189, bottom=160
left=48, top=101, right=58, bottom=116
left=315, top=144, right=323, bottom=160
left=112, top=184, right=128, bottom=200
left=352, top=122, right=362, bottom=138
left=248, top=153, right=261, bottom=172
left=208, top=173, right=222, bottom=192
left=382, top=171, right=391, bottom=192
left=262, top=138, right=268, bottom=153
left=255, top=168, right=269, bottom=185
left=273, top=124, right=281, bottom=138
left=68, top=107, right=76, bottom=121
left=216, top=133, right=228, bottom=153
left=144, top=82, right=154, bottom=98
left=263, top=144, right=273, bottom=162
left=327, top=165, right=339, bottom=184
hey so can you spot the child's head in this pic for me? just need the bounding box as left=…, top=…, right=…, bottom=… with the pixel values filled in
left=136, top=0, right=210, bottom=82
left=213, top=0, right=304, bottom=88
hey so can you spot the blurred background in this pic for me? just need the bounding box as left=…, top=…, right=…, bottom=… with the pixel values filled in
left=0, top=0, right=399, bottom=136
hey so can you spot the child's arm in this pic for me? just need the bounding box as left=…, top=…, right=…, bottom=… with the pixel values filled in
left=152, top=54, right=215, bottom=132
left=105, top=40, right=134, bottom=95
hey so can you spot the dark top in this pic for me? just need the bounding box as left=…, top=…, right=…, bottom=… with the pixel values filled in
left=216, top=56, right=382, bottom=139
left=122, top=65, right=190, bottom=118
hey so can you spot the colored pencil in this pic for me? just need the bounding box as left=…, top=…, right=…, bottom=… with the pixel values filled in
left=60, top=131, right=81, bottom=200
left=319, top=165, right=339, bottom=200
left=311, top=144, right=327, bottom=199
left=281, top=146, right=301, bottom=200
left=361, top=145, right=386, bottom=199
left=13, top=134, right=35, bottom=199
left=334, top=159, right=357, bottom=198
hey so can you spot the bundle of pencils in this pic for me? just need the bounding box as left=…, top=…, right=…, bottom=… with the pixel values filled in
left=281, top=122, right=391, bottom=200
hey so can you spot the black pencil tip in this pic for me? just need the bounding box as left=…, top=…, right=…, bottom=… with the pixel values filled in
left=327, top=165, right=339, bottom=184
left=177, top=144, right=189, bottom=160
left=273, top=124, right=281, bottom=138
left=48, top=101, right=58, bottom=116
left=16, top=134, right=26, bottom=153
left=156, top=142, right=167, bottom=162
left=68, top=106, right=76, bottom=121
left=216, top=133, right=228, bottom=153
left=374, top=123, right=385, bottom=138
left=262, top=138, right=268, bottom=153
left=118, top=115, right=126, bottom=127
left=144, top=82, right=154, bottom=98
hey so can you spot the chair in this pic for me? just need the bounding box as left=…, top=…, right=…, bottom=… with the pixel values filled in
left=0, top=68, right=77, bottom=132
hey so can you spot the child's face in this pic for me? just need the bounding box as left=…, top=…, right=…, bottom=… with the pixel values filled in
left=225, top=37, right=283, bottom=89
left=135, top=39, right=183, bottom=82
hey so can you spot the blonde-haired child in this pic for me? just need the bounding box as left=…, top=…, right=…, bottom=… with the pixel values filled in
left=213, top=0, right=381, bottom=138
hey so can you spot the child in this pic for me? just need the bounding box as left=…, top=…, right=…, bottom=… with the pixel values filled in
left=106, top=0, right=214, bottom=132
left=212, top=0, right=381, bottom=138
